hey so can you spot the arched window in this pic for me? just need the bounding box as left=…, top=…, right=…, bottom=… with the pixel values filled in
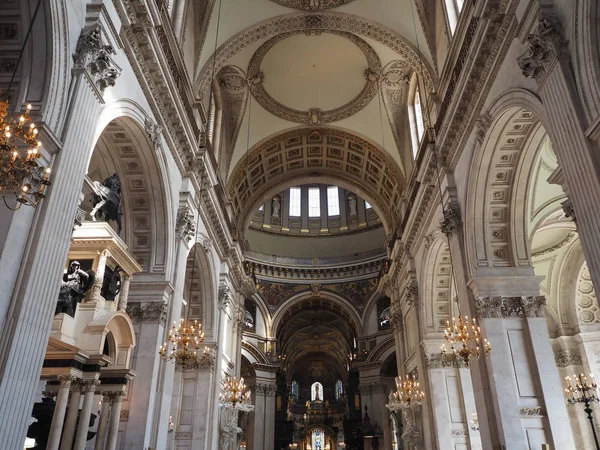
left=444, top=0, right=465, bottom=35
left=291, top=380, right=299, bottom=401
left=311, top=382, right=323, bottom=401
left=335, top=380, right=343, bottom=401
left=408, top=75, right=425, bottom=158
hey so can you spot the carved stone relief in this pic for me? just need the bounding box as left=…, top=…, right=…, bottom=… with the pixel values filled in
left=576, top=263, right=600, bottom=325
left=127, top=301, right=168, bottom=326
left=268, top=0, right=354, bottom=9
left=175, top=207, right=196, bottom=242
left=73, top=25, right=121, bottom=92
left=474, top=296, right=546, bottom=319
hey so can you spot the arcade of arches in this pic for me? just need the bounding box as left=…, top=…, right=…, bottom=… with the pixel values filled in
left=2, top=1, right=600, bottom=450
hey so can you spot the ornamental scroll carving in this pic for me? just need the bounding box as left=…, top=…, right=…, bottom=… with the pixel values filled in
left=127, top=301, right=168, bottom=326
left=73, top=25, right=121, bottom=92
left=175, top=208, right=196, bottom=242
left=440, top=206, right=463, bottom=238
left=517, top=16, right=569, bottom=82
left=474, top=296, right=546, bottom=319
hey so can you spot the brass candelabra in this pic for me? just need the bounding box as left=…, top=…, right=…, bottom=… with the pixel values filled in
left=159, top=319, right=211, bottom=368
left=565, top=373, right=600, bottom=450
left=220, top=376, right=253, bottom=411
left=0, top=101, right=51, bottom=209
left=386, top=374, right=425, bottom=412
left=441, top=315, right=491, bottom=366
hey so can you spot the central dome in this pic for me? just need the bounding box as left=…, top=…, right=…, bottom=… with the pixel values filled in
left=261, top=33, right=367, bottom=111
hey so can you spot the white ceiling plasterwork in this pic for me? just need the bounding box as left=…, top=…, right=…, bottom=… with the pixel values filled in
left=268, top=0, right=355, bottom=10
left=247, top=30, right=381, bottom=124
left=195, top=13, right=435, bottom=99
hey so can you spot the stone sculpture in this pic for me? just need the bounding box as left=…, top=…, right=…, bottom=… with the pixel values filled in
left=90, top=173, right=123, bottom=234
left=272, top=196, right=281, bottom=218
left=55, top=261, right=95, bottom=317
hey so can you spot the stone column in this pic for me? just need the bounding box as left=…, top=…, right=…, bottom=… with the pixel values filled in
left=0, top=40, right=108, bottom=447
left=118, top=275, right=131, bottom=312
left=73, top=379, right=100, bottom=450
left=251, top=384, right=266, bottom=450
left=152, top=205, right=195, bottom=449
left=264, top=383, right=277, bottom=450
left=191, top=359, right=217, bottom=448
left=105, top=391, right=125, bottom=450
left=60, top=379, right=82, bottom=450
left=94, top=392, right=112, bottom=450
left=46, top=376, right=73, bottom=450
left=517, top=13, right=600, bottom=293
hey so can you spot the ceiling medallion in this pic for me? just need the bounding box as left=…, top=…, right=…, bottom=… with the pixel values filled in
left=247, top=31, right=381, bottom=125
left=269, top=0, right=354, bottom=10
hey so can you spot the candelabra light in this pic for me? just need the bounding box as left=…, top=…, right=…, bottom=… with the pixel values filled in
left=565, top=373, right=600, bottom=450
left=470, top=412, right=479, bottom=431
left=168, top=415, right=174, bottom=433
left=0, top=102, right=51, bottom=210
left=386, top=374, right=425, bottom=412
left=220, top=376, right=254, bottom=411
left=441, top=315, right=491, bottom=367
left=159, top=319, right=211, bottom=368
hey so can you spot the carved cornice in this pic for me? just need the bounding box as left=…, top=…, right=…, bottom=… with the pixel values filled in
left=474, top=296, right=546, bottom=319
left=517, top=16, right=569, bottom=83
left=126, top=301, right=168, bottom=326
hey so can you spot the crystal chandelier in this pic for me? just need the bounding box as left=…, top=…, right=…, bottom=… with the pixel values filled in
left=0, top=101, right=51, bottom=209
left=159, top=318, right=211, bottom=368
left=219, top=376, right=254, bottom=411
left=386, top=374, right=425, bottom=412
left=441, top=315, right=491, bottom=367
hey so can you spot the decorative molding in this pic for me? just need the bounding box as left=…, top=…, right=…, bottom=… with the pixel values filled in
left=554, top=349, right=583, bottom=367
left=218, top=286, right=232, bottom=310
left=247, top=30, right=381, bottom=125
left=425, top=353, right=465, bottom=369
left=531, top=231, right=576, bottom=258
left=268, top=0, right=354, bottom=10
left=440, top=205, right=463, bottom=238
left=175, top=207, right=196, bottom=242
left=450, top=429, right=468, bottom=436
left=311, top=283, right=322, bottom=296
left=474, top=296, right=546, bottom=319
left=405, top=284, right=419, bottom=308
left=517, top=16, right=569, bottom=82
left=178, top=352, right=215, bottom=372
left=175, top=432, right=193, bottom=440
left=81, top=379, right=101, bottom=393
left=144, top=116, right=163, bottom=151
left=127, top=301, right=168, bottom=326
left=474, top=112, right=493, bottom=146
left=519, top=406, right=544, bottom=417
left=389, top=305, right=404, bottom=332
left=73, top=25, right=121, bottom=92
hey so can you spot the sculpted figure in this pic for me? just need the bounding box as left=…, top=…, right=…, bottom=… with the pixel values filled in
left=55, top=261, right=95, bottom=317
left=272, top=196, right=281, bottom=218
left=348, top=195, right=358, bottom=216
left=90, top=173, right=123, bottom=234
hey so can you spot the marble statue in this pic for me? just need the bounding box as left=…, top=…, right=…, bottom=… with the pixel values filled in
left=90, top=173, right=123, bottom=234
left=55, top=261, right=95, bottom=317
left=348, top=195, right=358, bottom=216
left=272, top=196, right=281, bottom=218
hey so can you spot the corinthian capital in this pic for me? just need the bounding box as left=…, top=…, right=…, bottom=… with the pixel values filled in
left=73, top=25, right=121, bottom=92
left=440, top=206, right=463, bottom=238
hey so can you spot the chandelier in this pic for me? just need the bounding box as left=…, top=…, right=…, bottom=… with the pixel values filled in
left=0, top=101, right=51, bottom=209
left=159, top=318, right=212, bottom=368
left=441, top=315, right=491, bottom=367
left=219, top=376, right=254, bottom=411
left=565, top=373, right=600, bottom=450
left=386, top=374, right=425, bottom=412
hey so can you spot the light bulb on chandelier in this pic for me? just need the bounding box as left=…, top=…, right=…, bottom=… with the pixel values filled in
left=220, top=376, right=254, bottom=412
left=386, top=374, right=425, bottom=412
left=158, top=318, right=213, bottom=369
left=441, top=315, right=491, bottom=367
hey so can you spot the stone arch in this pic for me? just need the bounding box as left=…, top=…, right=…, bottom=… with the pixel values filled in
left=185, top=241, right=217, bottom=336
left=82, top=312, right=136, bottom=369
left=195, top=12, right=436, bottom=98
left=249, top=293, right=273, bottom=338
left=228, top=126, right=405, bottom=234
left=465, top=89, right=559, bottom=273
left=84, top=101, right=174, bottom=275
left=271, top=290, right=363, bottom=338
left=241, top=341, right=270, bottom=366
left=419, top=234, right=453, bottom=337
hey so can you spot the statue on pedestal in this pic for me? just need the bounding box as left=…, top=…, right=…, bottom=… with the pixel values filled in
left=55, top=261, right=95, bottom=317
left=90, top=173, right=123, bottom=234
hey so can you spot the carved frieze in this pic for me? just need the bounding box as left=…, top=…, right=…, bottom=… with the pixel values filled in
left=269, top=0, right=354, bottom=10
left=127, top=301, right=168, bottom=326
left=517, top=17, right=569, bottom=82
left=175, top=207, right=196, bottom=242
left=519, top=406, right=544, bottom=417
left=474, top=296, right=546, bottom=319
left=73, top=25, right=121, bottom=92
left=144, top=117, right=163, bottom=150
left=554, top=349, right=583, bottom=367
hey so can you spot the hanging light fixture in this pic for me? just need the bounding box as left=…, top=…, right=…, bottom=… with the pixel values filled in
left=386, top=374, right=425, bottom=412
left=0, top=0, right=51, bottom=210
left=219, top=376, right=254, bottom=411
left=441, top=315, right=491, bottom=366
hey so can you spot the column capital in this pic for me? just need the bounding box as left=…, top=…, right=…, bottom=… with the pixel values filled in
left=73, top=24, right=121, bottom=92
left=81, top=379, right=101, bottom=393
left=474, top=296, right=546, bottom=319
left=517, top=15, right=569, bottom=83
left=103, top=390, right=126, bottom=402
left=58, top=375, right=76, bottom=388
left=440, top=205, right=463, bottom=238
left=218, top=286, right=232, bottom=310
left=175, top=207, right=196, bottom=243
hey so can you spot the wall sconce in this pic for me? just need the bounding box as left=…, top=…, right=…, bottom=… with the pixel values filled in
left=168, top=415, right=174, bottom=433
